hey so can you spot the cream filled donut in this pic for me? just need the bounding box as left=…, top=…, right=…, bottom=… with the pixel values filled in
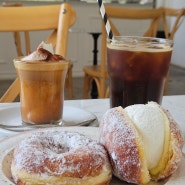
left=99, top=102, right=184, bottom=185
left=11, top=128, right=112, bottom=185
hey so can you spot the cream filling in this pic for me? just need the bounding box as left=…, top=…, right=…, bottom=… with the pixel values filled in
left=149, top=103, right=171, bottom=176
left=125, top=103, right=168, bottom=170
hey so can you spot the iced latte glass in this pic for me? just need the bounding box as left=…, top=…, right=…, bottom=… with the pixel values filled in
left=107, top=36, right=173, bottom=108
left=14, top=58, right=69, bottom=125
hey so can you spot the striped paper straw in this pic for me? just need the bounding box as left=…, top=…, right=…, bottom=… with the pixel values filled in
left=97, top=0, right=113, bottom=39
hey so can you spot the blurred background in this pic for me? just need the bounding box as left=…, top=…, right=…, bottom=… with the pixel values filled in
left=0, top=0, right=185, bottom=99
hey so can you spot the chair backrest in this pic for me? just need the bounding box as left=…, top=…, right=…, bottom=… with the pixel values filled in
left=104, top=6, right=164, bottom=37
left=162, top=7, right=185, bottom=40
left=161, top=7, right=185, bottom=95
left=1, top=1, right=27, bottom=57
left=100, top=6, right=164, bottom=75
left=0, top=3, right=76, bottom=102
left=0, top=3, right=76, bottom=57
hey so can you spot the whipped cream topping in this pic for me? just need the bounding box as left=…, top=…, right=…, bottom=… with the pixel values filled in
left=21, top=41, right=64, bottom=61
left=125, top=102, right=167, bottom=170
left=39, top=41, right=54, bottom=54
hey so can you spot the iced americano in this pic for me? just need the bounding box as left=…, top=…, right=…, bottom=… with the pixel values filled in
left=107, top=37, right=173, bottom=108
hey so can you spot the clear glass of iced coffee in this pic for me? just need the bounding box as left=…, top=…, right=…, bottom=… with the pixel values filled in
left=107, top=36, right=173, bottom=108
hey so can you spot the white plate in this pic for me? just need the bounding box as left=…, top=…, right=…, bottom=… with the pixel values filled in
left=0, top=105, right=97, bottom=133
left=0, top=127, right=184, bottom=185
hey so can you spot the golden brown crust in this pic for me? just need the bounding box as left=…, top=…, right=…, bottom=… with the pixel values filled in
left=152, top=109, right=184, bottom=180
left=11, top=165, right=112, bottom=185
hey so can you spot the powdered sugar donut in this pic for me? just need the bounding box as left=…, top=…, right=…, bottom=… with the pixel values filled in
left=11, top=128, right=112, bottom=185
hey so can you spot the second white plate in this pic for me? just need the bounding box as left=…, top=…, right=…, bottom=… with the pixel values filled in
left=0, top=105, right=97, bottom=133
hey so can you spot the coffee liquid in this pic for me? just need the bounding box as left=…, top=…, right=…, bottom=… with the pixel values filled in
left=14, top=60, right=68, bottom=124
left=107, top=45, right=172, bottom=108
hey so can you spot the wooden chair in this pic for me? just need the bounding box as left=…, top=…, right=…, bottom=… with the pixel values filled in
left=0, top=3, right=76, bottom=102
left=83, top=6, right=164, bottom=98
left=161, top=7, right=185, bottom=94
left=162, top=7, right=185, bottom=40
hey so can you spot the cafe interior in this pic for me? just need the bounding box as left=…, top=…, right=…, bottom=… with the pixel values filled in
left=0, top=0, right=185, bottom=101
left=0, top=1, right=185, bottom=185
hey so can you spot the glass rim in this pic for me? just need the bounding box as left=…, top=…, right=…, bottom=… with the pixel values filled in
left=13, top=56, right=69, bottom=64
left=107, top=36, right=173, bottom=47
left=13, top=57, right=69, bottom=71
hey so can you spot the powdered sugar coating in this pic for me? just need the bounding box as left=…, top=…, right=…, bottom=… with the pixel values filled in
left=11, top=128, right=111, bottom=183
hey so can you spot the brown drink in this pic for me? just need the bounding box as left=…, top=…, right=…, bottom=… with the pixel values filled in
left=14, top=56, right=68, bottom=125
left=107, top=36, right=173, bottom=108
